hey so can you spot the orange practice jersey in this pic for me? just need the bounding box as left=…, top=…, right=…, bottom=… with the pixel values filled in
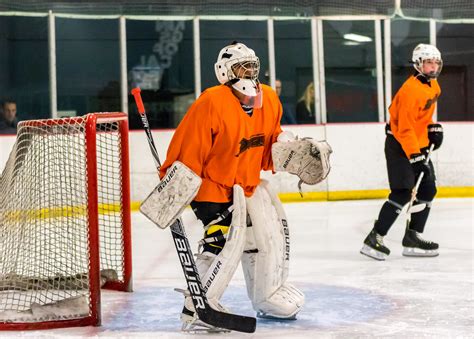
left=160, top=84, right=283, bottom=202
left=389, top=75, right=441, bottom=158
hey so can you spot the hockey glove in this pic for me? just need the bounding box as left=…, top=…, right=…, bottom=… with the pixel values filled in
left=272, top=136, right=332, bottom=186
left=409, top=153, right=432, bottom=179
left=427, top=123, right=443, bottom=150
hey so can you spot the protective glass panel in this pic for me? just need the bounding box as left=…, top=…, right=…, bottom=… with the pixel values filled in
left=0, top=16, right=49, bottom=127
left=391, top=19, right=429, bottom=96
left=56, top=18, right=120, bottom=117
left=436, top=23, right=474, bottom=121
left=127, top=20, right=194, bottom=128
left=275, top=20, right=313, bottom=125
left=323, top=21, right=378, bottom=122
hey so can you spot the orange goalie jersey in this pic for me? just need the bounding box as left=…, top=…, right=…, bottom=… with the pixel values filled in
left=160, top=84, right=283, bottom=202
left=389, top=75, right=441, bottom=158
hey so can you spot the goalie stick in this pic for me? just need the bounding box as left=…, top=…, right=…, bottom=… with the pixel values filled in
left=131, top=87, right=256, bottom=334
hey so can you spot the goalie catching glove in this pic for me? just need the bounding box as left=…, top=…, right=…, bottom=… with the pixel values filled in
left=272, top=131, right=332, bottom=189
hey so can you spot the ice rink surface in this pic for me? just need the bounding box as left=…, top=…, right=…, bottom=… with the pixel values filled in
left=1, top=198, right=473, bottom=338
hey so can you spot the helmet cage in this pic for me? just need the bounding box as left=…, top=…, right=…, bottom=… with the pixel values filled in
left=229, top=58, right=260, bottom=81
left=217, top=56, right=260, bottom=85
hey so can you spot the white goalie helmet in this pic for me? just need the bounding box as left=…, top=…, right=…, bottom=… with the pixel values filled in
left=215, top=42, right=262, bottom=107
left=412, top=43, right=443, bottom=79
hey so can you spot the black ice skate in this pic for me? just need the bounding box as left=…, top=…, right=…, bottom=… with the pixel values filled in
left=402, top=228, right=439, bottom=257
left=360, top=229, right=390, bottom=261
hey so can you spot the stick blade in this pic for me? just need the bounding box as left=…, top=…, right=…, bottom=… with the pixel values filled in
left=198, top=309, right=256, bottom=333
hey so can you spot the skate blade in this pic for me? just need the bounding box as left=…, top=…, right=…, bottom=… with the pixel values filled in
left=402, top=247, right=439, bottom=257
left=257, top=311, right=297, bottom=321
left=182, top=326, right=231, bottom=333
left=360, top=245, right=387, bottom=261
left=181, top=321, right=231, bottom=333
left=181, top=313, right=231, bottom=333
left=174, top=287, right=189, bottom=296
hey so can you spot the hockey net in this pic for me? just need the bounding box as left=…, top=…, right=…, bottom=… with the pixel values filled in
left=0, top=112, right=132, bottom=330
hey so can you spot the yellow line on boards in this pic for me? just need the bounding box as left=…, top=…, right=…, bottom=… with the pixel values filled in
left=3, top=202, right=124, bottom=222
left=130, top=186, right=473, bottom=211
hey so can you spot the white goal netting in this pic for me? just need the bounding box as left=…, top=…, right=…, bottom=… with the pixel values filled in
left=0, top=113, right=131, bottom=327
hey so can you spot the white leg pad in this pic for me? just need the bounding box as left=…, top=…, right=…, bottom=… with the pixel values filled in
left=242, top=179, right=304, bottom=318
left=255, top=283, right=305, bottom=319
left=199, top=185, right=247, bottom=305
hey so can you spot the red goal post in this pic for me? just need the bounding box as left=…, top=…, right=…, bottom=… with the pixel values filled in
left=0, top=112, right=132, bottom=330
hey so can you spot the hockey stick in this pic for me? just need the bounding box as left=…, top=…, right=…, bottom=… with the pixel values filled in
left=130, top=87, right=256, bottom=334
left=406, top=143, right=435, bottom=215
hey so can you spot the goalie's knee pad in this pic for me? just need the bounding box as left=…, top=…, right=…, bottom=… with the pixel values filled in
left=200, top=224, right=229, bottom=256
left=242, top=180, right=304, bottom=319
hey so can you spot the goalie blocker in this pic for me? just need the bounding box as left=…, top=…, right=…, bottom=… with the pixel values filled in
left=140, top=161, right=201, bottom=229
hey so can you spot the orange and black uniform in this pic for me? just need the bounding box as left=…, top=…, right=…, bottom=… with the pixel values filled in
left=386, top=74, right=441, bottom=189
left=160, top=83, right=282, bottom=202
left=388, top=75, right=441, bottom=160
left=375, top=74, right=441, bottom=236
left=160, top=84, right=282, bottom=250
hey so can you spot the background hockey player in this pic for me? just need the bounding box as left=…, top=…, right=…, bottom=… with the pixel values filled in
left=360, top=43, right=444, bottom=261
left=158, top=41, right=331, bottom=331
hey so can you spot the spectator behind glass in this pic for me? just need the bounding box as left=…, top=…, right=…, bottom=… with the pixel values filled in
left=0, top=100, right=19, bottom=135
left=276, top=79, right=297, bottom=125
left=296, top=82, right=316, bottom=124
